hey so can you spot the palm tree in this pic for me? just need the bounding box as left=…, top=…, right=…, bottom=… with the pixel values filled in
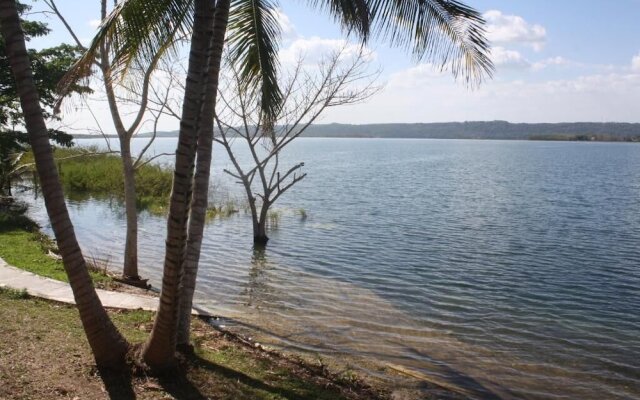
left=176, top=0, right=230, bottom=349
left=63, top=0, right=493, bottom=370
left=131, top=0, right=216, bottom=368
left=0, top=0, right=129, bottom=368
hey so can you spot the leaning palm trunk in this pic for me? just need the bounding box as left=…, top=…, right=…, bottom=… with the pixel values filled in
left=141, top=0, right=216, bottom=369
left=0, top=0, right=128, bottom=368
left=177, top=0, right=230, bottom=348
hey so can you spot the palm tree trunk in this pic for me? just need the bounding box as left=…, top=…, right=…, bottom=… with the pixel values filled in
left=0, top=0, right=128, bottom=368
left=177, top=0, right=230, bottom=349
left=142, top=0, right=216, bottom=369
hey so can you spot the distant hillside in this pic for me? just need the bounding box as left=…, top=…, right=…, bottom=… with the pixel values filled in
left=301, top=122, right=640, bottom=141
left=75, top=121, right=640, bottom=141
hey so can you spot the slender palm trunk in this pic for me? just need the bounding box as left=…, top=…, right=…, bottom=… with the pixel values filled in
left=177, top=0, right=230, bottom=348
left=142, top=0, right=216, bottom=369
left=0, top=0, right=128, bottom=368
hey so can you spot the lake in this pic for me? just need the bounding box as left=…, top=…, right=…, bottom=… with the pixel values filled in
left=17, top=137, right=640, bottom=399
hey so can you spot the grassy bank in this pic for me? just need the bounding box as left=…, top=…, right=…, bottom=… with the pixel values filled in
left=22, top=147, right=173, bottom=212
left=21, top=147, right=246, bottom=217
left=0, top=200, right=109, bottom=284
left=0, top=289, right=384, bottom=400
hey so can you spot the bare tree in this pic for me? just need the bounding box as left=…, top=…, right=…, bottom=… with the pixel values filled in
left=46, top=0, right=177, bottom=285
left=215, top=46, right=380, bottom=246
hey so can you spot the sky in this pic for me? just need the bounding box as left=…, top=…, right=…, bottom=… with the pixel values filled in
left=23, top=0, right=640, bottom=133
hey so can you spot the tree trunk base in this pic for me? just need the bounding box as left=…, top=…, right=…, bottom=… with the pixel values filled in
left=115, top=275, right=150, bottom=289
left=176, top=343, right=195, bottom=355
left=253, top=235, right=269, bottom=247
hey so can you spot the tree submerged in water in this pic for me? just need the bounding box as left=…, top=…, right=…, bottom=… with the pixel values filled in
left=215, top=46, right=379, bottom=245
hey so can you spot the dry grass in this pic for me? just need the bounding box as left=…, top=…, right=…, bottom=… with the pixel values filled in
left=0, top=289, right=388, bottom=400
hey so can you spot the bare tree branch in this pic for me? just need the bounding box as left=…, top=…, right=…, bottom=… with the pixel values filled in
left=135, top=153, right=174, bottom=169
left=212, top=45, right=379, bottom=244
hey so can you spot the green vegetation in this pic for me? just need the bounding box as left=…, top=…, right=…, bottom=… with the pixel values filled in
left=0, top=201, right=110, bottom=284
left=82, top=122, right=640, bottom=141
left=0, top=1, right=84, bottom=196
left=529, top=134, right=640, bottom=142
left=299, top=122, right=640, bottom=140
left=267, top=210, right=282, bottom=229
left=22, top=147, right=173, bottom=212
left=205, top=199, right=241, bottom=220
left=0, top=287, right=29, bottom=300
left=0, top=289, right=383, bottom=399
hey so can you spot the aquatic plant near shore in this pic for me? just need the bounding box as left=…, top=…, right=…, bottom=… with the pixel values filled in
left=22, top=147, right=173, bottom=212
left=297, top=208, right=308, bottom=221
left=267, top=210, right=282, bottom=229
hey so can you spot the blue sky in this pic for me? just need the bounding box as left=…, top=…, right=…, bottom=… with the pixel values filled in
left=25, top=0, right=640, bottom=131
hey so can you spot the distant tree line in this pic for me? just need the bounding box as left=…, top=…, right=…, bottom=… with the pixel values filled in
left=299, top=121, right=640, bottom=140
left=84, top=121, right=640, bottom=141
left=529, top=134, right=640, bottom=142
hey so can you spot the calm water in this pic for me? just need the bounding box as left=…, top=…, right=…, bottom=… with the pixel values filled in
left=18, top=138, right=640, bottom=399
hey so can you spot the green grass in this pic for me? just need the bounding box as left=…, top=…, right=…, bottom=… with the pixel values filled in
left=0, top=287, right=30, bottom=300
left=267, top=210, right=282, bottom=229
left=297, top=208, right=308, bottom=220
left=0, top=208, right=110, bottom=284
left=205, top=200, right=241, bottom=220
left=22, top=147, right=173, bottom=213
left=0, top=290, right=382, bottom=400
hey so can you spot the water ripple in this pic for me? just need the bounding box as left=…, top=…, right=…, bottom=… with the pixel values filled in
left=17, top=138, right=640, bottom=399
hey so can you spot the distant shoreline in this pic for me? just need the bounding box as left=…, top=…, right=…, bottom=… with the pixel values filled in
left=74, top=135, right=640, bottom=142
left=72, top=121, right=640, bottom=142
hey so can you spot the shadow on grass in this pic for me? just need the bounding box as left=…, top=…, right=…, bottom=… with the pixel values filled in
left=182, top=352, right=306, bottom=400
left=0, top=208, right=38, bottom=233
left=97, top=352, right=319, bottom=400
left=97, top=367, right=136, bottom=400
left=157, top=367, right=208, bottom=400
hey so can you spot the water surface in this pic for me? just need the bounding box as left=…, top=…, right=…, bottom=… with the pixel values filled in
left=18, top=138, right=640, bottom=399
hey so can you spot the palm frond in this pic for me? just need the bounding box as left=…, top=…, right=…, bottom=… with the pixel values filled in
left=226, top=0, right=282, bottom=122
left=305, top=0, right=370, bottom=38
left=368, top=0, right=493, bottom=85
left=57, top=0, right=194, bottom=98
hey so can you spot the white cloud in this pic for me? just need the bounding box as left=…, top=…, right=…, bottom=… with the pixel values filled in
left=88, top=19, right=101, bottom=28
left=532, top=56, right=571, bottom=71
left=274, top=9, right=376, bottom=66
left=273, top=8, right=296, bottom=39
left=323, top=66, right=640, bottom=123
left=386, top=63, right=446, bottom=89
left=632, top=53, right=640, bottom=71
left=490, top=47, right=530, bottom=70
left=484, top=10, right=546, bottom=51
left=279, top=37, right=375, bottom=66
